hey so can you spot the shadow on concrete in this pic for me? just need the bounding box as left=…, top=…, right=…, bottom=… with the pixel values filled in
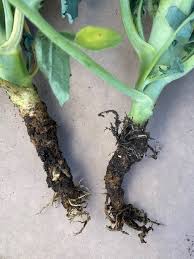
left=149, top=71, right=194, bottom=138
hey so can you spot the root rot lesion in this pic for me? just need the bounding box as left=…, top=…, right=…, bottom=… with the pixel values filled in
left=19, top=87, right=90, bottom=233
left=2, top=83, right=90, bottom=233
left=99, top=110, right=160, bottom=243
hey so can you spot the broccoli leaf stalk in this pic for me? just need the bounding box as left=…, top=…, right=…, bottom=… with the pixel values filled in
left=120, top=0, right=194, bottom=125
left=0, top=49, right=32, bottom=86
left=10, top=0, right=194, bottom=126
left=7, top=0, right=194, bottom=127
left=7, top=0, right=154, bottom=123
left=0, top=6, right=32, bottom=87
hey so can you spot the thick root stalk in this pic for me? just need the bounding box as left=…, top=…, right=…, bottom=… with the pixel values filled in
left=0, top=80, right=90, bottom=231
left=99, top=110, right=159, bottom=243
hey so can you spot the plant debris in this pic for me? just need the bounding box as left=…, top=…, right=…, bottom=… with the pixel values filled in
left=186, top=235, right=194, bottom=257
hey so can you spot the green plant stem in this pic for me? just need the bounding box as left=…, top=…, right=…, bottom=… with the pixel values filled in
left=0, top=1, right=6, bottom=44
left=7, top=0, right=153, bottom=108
left=0, top=8, right=24, bottom=51
left=129, top=99, right=154, bottom=125
left=135, top=0, right=144, bottom=39
left=120, top=0, right=156, bottom=69
left=2, top=0, right=13, bottom=40
left=0, top=48, right=32, bottom=86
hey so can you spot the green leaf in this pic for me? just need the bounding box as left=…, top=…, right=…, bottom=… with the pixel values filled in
left=130, top=0, right=145, bottom=39
left=61, top=0, right=80, bottom=24
left=2, top=0, right=13, bottom=40
left=35, top=32, right=71, bottom=106
left=22, top=32, right=34, bottom=72
left=75, top=26, right=123, bottom=51
left=148, top=17, right=194, bottom=82
left=144, top=4, right=194, bottom=93
left=166, top=6, right=187, bottom=31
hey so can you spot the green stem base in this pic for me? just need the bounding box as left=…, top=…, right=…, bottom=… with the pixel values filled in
left=128, top=100, right=154, bottom=126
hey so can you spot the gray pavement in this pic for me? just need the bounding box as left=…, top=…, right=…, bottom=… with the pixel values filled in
left=0, top=1, right=194, bottom=258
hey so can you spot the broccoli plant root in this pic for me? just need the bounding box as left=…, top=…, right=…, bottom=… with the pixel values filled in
left=23, top=95, right=90, bottom=226
left=1, top=81, right=90, bottom=232
left=99, top=110, right=160, bottom=243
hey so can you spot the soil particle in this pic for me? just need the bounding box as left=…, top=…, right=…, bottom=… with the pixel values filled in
left=99, top=110, right=160, bottom=243
left=186, top=235, right=194, bottom=257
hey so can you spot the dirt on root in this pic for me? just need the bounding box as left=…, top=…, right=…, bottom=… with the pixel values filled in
left=99, top=110, right=160, bottom=243
left=22, top=98, right=90, bottom=232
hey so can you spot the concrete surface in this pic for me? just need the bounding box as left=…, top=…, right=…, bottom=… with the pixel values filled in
left=0, top=1, right=194, bottom=258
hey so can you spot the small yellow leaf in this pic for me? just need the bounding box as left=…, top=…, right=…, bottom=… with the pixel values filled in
left=75, top=26, right=123, bottom=51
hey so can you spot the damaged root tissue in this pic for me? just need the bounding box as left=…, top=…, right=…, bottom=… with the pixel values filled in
left=12, top=85, right=90, bottom=232
left=99, top=110, right=160, bottom=243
